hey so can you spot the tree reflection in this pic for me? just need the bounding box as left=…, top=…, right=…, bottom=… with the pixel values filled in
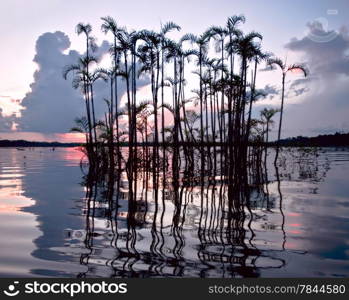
left=68, top=146, right=328, bottom=277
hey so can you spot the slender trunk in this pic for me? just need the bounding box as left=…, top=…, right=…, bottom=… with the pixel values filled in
left=246, top=59, right=258, bottom=141
left=85, top=35, right=95, bottom=146
left=90, top=84, right=98, bottom=145
left=161, top=49, right=165, bottom=145
left=199, top=48, right=203, bottom=143
left=274, top=74, right=285, bottom=165
left=204, top=83, right=209, bottom=142
left=109, top=77, right=115, bottom=169
left=178, top=59, right=185, bottom=143
left=265, top=121, right=269, bottom=165
left=113, top=36, right=120, bottom=171
left=173, top=56, right=178, bottom=145
left=124, top=52, right=132, bottom=144
left=221, top=39, right=225, bottom=142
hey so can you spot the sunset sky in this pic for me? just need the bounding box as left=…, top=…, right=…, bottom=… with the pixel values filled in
left=0, top=0, right=348, bottom=142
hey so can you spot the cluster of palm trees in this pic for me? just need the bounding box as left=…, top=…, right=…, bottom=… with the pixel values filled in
left=63, top=15, right=307, bottom=179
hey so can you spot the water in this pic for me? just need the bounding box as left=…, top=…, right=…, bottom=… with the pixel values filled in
left=0, top=147, right=348, bottom=277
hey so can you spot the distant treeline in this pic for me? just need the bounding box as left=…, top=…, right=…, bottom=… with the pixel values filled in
left=0, top=140, right=81, bottom=147
left=275, top=132, right=349, bottom=147
left=0, top=132, right=348, bottom=148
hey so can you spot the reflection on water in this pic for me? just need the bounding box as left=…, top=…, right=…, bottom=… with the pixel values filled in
left=0, top=147, right=348, bottom=277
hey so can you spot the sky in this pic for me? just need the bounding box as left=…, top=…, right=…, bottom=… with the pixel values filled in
left=0, top=0, right=348, bottom=142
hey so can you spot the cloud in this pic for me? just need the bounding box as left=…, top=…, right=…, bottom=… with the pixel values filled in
left=0, top=113, right=15, bottom=132
left=259, top=84, right=279, bottom=99
left=18, top=31, right=86, bottom=133
left=17, top=31, right=148, bottom=134
left=285, top=21, right=349, bottom=77
left=278, top=22, right=349, bottom=138
left=287, top=77, right=311, bottom=98
left=253, top=85, right=281, bottom=109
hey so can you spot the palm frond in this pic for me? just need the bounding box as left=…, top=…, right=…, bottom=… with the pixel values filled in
left=227, top=15, right=246, bottom=31
left=76, top=23, right=92, bottom=36
left=161, top=21, right=181, bottom=35
left=179, top=33, right=197, bottom=44
left=267, top=57, right=285, bottom=71
left=287, top=64, right=308, bottom=77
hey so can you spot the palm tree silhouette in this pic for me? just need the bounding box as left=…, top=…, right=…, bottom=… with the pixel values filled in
left=226, top=15, right=245, bottom=144
left=63, top=56, right=98, bottom=148
left=267, top=57, right=307, bottom=164
left=101, top=16, right=125, bottom=145
left=186, top=32, right=210, bottom=144
left=160, top=22, right=181, bottom=145
left=261, top=107, right=279, bottom=165
left=76, top=23, right=98, bottom=143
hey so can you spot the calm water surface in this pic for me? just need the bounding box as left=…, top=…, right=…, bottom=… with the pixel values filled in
left=0, top=147, right=348, bottom=277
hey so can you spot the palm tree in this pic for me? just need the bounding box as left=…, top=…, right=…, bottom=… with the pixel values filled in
left=137, top=30, right=163, bottom=147
left=101, top=16, right=125, bottom=146
left=76, top=23, right=98, bottom=143
left=116, top=28, right=138, bottom=165
left=160, top=22, right=181, bottom=146
left=245, top=48, right=270, bottom=140
left=267, top=57, right=307, bottom=163
left=260, top=107, right=279, bottom=192
left=162, top=41, right=180, bottom=145
left=226, top=15, right=245, bottom=144
left=88, top=68, right=108, bottom=142
left=226, top=15, right=245, bottom=75
left=63, top=56, right=98, bottom=148
left=164, top=37, right=196, bottom=146
left=70, top=116, right=90, bottom=145
left=261, top=108, right=279, bottom=144
left=231, top=31, right=263, bottom=137
left=227, top=30, right=263, bottom=176
left=98, top=67, right=119, bottom=168
left=76, top=23, right=97, bottom=60
left=184, top=32, right=210, bottom=144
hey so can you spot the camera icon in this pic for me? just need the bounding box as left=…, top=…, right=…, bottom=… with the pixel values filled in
left=305, top=9, right=339, bottom=43
left=3, top=281, right=20, bottom=297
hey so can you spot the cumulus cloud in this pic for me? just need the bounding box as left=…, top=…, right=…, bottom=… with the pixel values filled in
left=279, top=22, right=349, bottom=137
left=18, top=31, right=83, bottom=133
left=17, top=31, right=147, bottom=134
